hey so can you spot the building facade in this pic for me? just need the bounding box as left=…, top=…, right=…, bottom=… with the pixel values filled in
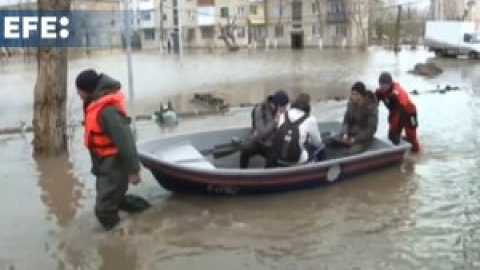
left=128, top=0, right=370, bottom=50
left=430, top=0, right=477, bottom=20
left=264, top=0, right=369, bottom=48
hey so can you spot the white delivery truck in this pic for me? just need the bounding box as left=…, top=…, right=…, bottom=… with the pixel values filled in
left=424, top=20, right=480, bottom=59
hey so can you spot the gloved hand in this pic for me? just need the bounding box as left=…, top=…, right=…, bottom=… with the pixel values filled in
left=375, top=89, right=386, bottom=101
left=376, top=89, right=397, bottom=110
left=408, top=113, right=418, bottom=128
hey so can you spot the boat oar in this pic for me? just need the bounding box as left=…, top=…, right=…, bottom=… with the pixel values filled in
left=201, top=137, right=245, bottom=159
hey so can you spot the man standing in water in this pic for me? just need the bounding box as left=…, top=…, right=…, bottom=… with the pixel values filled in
left=375, top=72, right=421, bottom=153
left=76, top=69, right=149, bottom=231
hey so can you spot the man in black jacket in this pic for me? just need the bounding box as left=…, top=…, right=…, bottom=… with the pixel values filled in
left=240, top=90, right=289, bottom=168
left=328, top=82, right=379, bottom=154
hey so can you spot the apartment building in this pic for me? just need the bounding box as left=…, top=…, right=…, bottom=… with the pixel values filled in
left=265, top=0, right=369, bottom=48
left=126, top=0, right=370, bottom=50
left=72, top=0, right=124, bottom=48
left=430, top=0, right=478, bottom=20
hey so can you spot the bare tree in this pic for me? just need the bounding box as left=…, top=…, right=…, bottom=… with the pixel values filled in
left=218, top=16, right=240, bottom=51
left=350, top=0, right=370, bottom=49
left=313, top=0, right=325, bottom=41
left=33, top=0, right=71, bottom=156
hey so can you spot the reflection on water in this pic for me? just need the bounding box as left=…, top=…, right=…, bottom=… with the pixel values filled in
left=1, top=48, right=480, bottom=269
left=126, top=167, right=415, bottom=270
left=98, top=236, right=138, bottom=270
left=34, top=154, right=84, bottom=228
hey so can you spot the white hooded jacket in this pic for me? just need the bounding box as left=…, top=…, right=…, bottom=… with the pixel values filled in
left=277, top=108, right=324, bottom=164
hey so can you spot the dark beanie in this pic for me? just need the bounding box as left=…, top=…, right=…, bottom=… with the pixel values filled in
left=268, top=90, right=289, bottom=106
left=379, top=72, right=393, bottom=85
left=351, top=81, right=367, bottom=96
left=76, top=69, right=101, bottom=94
left=291, top=93, right=311, bottom=113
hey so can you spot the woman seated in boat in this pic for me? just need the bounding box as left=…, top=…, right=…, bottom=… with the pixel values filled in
left=327, top=81, right=378, bottom=154
left=240, top=90, right=290, bottom=169
left=273, top=93, right=326, bottom=167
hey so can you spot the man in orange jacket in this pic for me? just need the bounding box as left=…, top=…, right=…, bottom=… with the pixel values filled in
left=375, top=72, right=421, bottom=153
left=76, top=69, right=150, bottom=231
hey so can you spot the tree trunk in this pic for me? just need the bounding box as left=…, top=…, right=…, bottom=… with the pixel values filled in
left=33, top=0, right=70, bottom=156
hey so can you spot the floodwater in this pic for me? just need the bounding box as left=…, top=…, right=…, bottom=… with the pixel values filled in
left=1, top=47, right=480, bottom=269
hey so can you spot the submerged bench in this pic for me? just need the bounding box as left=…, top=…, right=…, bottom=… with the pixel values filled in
left=155, top=143, right=215, bottom=170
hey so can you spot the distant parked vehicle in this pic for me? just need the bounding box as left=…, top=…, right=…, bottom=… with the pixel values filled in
left=424, top=20, right=480, bottom=59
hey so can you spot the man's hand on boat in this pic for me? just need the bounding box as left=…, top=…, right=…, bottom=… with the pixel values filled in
left=341, top=134, right=355, bottom=146
left=128, top=173, right=141, bottom=185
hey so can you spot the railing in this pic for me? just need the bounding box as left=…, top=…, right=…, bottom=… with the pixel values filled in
left=326, top=12, right=349, bottom=24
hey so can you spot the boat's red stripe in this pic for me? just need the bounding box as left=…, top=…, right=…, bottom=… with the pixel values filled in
left=152, top=164, right=328, bottom=186
left=144, top=152, right=404, bottom=187
left=342, top=153, right=403, bottom=173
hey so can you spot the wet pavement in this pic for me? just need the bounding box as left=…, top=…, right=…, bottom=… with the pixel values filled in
left=1, top=47, right=480, bottom=269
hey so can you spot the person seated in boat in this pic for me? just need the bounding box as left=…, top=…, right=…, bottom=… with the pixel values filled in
left=273, top=93, right=326, bottom=167
left=327, top=81, right=378, bottom=154
left=240, top=90, right=290, bottom=169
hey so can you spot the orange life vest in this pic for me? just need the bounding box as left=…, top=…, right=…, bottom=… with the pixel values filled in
left=83, top=90, right=127, bottom=157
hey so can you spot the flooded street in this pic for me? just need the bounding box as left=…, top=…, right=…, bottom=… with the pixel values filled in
left=2, top=47, right=480, bottom=269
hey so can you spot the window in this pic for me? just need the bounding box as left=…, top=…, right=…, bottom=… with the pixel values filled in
left=312, top=2, right=316, bottom=13
left=236, top=27, right=245, bottom=38
left=237, top=6, right=244, bottom=17
left=187, top=28, right=195, bottom=41
left=250, top=5, right=257, bottom=15
left=273, top=4, right=282, bottom=17
left=312, top=24, right=321, bottom=36
left=275, top=25, right=283, bottom=37
left=464, top=33, right=480, bottom=43
left=335, top=25, right=346, bottom=37
left=201, top=26, right=214, bottom=39
left=220, top=7, right=229, bottom=18
left=163, top=14, right=167, bottom=21
left=140, top=10, right=152, bottom=21
left=331, top=2, right=346, bottom=13
left=144, top=28, right=155, bottom=40
left=187, top=10, right=195, bottom=20
left=473, top=34, right=480, bottom=43
left=292, top=1, right=302, bottom=21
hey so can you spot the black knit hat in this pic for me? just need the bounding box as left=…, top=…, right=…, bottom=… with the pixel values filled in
left=351, top=81, right=367, bottom=96
left=379, top=72, right=393, bottom=85
left=76, top=69, right=101, bottom=94
left=268, top=90, right=289, bottom=106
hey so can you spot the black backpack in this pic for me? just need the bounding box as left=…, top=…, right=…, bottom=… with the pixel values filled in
left=274, top=111, right=308, bottom=163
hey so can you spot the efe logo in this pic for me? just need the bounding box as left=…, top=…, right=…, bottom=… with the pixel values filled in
left=3, top=16, right=69, bottom=39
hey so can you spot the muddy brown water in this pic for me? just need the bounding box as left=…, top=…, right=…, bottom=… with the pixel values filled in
left=1, top=47, right=480, bottom=269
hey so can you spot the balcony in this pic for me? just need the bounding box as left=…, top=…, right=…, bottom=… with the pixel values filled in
left=326, top=12, right=349, bottom=24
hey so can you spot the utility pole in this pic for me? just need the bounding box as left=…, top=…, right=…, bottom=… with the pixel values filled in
left=123, top=0, right=137, bottom=139
left=393, top=5, right=402, bottom=53
left=178, top=0, right=183, bottom=59
left=263, top=0, right=269, bottom=49
left=159, top=0, right=164, bottom=52
left=172, top=0, right=183, bottom=59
